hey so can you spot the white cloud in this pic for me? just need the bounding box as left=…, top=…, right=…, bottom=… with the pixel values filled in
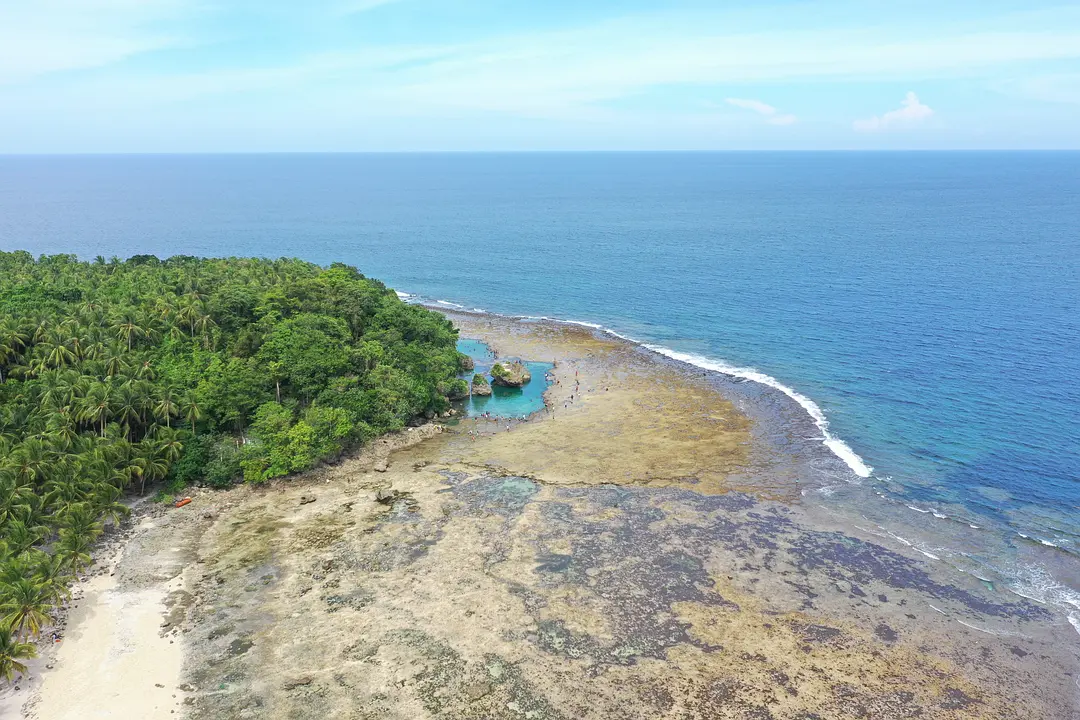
left=853, top=91, right=934, bottom=132
left=725, top=98, right=797, bottom=126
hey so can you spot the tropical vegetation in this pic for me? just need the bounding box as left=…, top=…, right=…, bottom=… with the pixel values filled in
left=0, top=251, right=464, bottom=681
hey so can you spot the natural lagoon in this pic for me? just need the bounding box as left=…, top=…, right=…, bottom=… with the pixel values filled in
left=454, top=338, right=552, bottom=419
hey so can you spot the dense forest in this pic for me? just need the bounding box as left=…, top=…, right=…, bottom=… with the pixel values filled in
left=0, top=251, right=466, bottom=680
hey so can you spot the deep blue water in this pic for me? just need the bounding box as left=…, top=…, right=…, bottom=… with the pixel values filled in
left=1, top=152, right=1078, bottom=618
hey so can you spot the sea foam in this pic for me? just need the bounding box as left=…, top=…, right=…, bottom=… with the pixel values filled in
left=639, top=344, right=873, bottom=478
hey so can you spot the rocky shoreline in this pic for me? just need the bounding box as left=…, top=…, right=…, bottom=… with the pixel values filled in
left=5, top=311, right=1077, bottom=719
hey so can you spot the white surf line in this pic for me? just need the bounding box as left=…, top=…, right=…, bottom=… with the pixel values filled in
left=639, top=344, right=873, bottom=479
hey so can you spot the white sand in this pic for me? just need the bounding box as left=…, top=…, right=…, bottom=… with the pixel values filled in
left=23, top=534, right=188, bottom=719
left=34, top=582, right=182, bottom=719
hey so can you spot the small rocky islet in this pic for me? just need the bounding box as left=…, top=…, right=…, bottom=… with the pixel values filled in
left=463, top=359, right=531, bottom=398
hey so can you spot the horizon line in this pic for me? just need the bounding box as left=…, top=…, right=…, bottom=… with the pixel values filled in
left=3, top=148, right=1080, bottom=156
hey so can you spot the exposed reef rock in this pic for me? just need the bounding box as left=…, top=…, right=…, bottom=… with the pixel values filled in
left=457, top=353, right=475, bottom=372
left=471, top=373, right=492, bottom=396
left=491, top=361, right=531, bottom=388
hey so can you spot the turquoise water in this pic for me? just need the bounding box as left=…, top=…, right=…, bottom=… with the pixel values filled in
left=454, top=339, right=552, bottom=419
left=1, top=151, right=1077, bottom=621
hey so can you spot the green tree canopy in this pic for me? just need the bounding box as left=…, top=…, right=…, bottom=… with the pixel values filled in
left=0, top=251, right=463, bottom=682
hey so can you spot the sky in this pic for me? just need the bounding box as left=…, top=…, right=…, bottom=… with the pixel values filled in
left=2, top=0, right=1080, bottom=152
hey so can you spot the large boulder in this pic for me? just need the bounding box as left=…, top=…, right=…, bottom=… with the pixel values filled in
left=471, top=374, right=492, bottom=396
left=457, top=353, right=475, bottom=372
left=490, top=361, right=531, bottom=388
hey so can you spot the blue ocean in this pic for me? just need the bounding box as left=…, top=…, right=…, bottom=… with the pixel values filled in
left=1, top=152, right=1078, bottom=622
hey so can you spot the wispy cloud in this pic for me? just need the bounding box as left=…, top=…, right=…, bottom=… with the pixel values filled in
left=3, top=3, right=1080, bottom=150
left=853, top=91, right=934, bottom=132
left=0, top=0, right=188, bottom=85
left=726, top=98, right=797, bottom=126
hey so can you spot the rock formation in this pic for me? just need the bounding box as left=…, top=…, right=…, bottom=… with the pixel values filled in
left=471, top=373, right=492, bottom=396
left=490, top=361, right=531, bottom=388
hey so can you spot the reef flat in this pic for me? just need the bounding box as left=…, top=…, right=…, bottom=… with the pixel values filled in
left=16, top=312, right=1078, bottom=720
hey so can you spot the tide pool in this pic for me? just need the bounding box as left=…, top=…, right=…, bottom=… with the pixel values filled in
left=454, top=338, right=552, bottom=418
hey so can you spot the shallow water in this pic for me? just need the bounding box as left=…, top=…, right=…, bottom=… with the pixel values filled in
left=455, top=339, right=552, bottom=419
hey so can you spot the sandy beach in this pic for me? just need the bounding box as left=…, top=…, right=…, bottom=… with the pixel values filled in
left=4, top=311, right=1077, bottom=719
left=1, top=510, right=196, bottom=720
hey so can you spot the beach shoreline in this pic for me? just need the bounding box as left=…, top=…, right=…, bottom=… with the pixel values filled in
left=5, top=309, right=1077, bottom=719
left=0, top=503, right=195, bottom=720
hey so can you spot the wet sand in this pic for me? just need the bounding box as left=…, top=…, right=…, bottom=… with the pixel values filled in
left=7, top=312, right=1077, bottom=719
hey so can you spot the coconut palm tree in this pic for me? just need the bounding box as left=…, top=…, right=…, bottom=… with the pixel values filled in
left=0, top=318, right=28, bottom=384
left=0, top=472, right=38, bottom=527
left=0, top=577, right=54, bottom=639
left=100, top=341, right=128, bottom=378
left=1, top=518, right=47, bottom=557
left=153, top=389, right=179, bottom=429
left=113, top=384, right=143, bottom=440
left=56, top=528, right=94, bottom=576
left=112, top=310, right=147, bottom=351
left=41, top=474, right=94, bottom=517
left=151, top=426, right=184, bottom=463
left=177, top=300, right=203, bottom=338
left=179, top=391, right=203, bottom=435
left=34, top=553, right=74, bottom=606
left=35, top=368, right=68, bottom=410
left=78, top=382, right=114, bottom=437
left=93, top=484, right=130, bottom=531
left=34, top=326, right=78, bottom=371
left=128, top=448, right=168, bottom=495
left=44, top=412, right=79, bottom=451
left=0, top=626, right=37, bottom=683
left=0, top=555, right=35, bottom=586
left=58, top=502, right=104, bottom=541
left=7, top=438, right=50, bottom=489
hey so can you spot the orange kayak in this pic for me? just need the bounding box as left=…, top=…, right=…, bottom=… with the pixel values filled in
left=175, top=497, right=192, bottom=508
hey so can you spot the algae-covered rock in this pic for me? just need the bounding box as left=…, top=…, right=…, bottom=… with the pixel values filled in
left=471, top=374, right=492, bottom=396
left=490, top=361, right=531, bottom=388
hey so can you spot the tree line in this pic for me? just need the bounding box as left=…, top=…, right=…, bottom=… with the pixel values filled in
left=0, top=251, right=467, bottom=681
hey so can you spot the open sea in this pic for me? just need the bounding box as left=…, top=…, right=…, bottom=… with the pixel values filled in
left=1, top=151, right=1078, bottom=628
